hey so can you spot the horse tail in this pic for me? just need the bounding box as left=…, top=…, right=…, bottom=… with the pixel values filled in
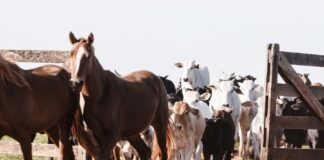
left=71, top=98, right=99, bottom=158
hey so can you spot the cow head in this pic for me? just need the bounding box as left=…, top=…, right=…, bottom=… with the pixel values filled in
left=182, top=90, right=211, bottom=105
left=175, top=60, right=200, bottom=89
left=298, top=73, right=311, bottom=86
left=212, top=104, right=233, bottom=118
left=238, top=77, right=258, bottom=101
left=171, top=101, right=200, bottom=131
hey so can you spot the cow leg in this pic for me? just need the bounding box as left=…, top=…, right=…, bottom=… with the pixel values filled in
left=193, top=141, right=203, bottom=160
left=238, top=124, right=246, bottom=157
left=126, top=134, right=150, bottom=160
left=251, top=133, right=260, bottom=160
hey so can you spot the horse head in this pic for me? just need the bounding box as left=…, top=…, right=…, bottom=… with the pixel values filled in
left=68, top=32, right=95, bottom=92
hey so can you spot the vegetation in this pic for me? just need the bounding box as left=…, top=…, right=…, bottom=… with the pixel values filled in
left=0, top=134, right=57, bottom=160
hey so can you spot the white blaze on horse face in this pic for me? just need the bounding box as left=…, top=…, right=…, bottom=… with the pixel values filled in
left=71, top=46, right=87, bottom=82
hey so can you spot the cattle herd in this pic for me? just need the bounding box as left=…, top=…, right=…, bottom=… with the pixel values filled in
left=1, top=33, right=324, bottom=160
left=115, top=61, right=324, bottom=160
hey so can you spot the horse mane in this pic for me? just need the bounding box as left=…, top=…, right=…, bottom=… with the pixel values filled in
left=0, top=55, right=30, bottom=88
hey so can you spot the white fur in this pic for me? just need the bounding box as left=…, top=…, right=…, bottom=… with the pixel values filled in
left=71, top=46, right=87, bottom=81
left=182, top=90, right=213, bottom=160
left=177, top=60, right=210, bottom=90
left=183, top=90, right=213, bottom=119
left=238, top=79, right=264, bottom=102
left=209, top=76, right=242, bottom=140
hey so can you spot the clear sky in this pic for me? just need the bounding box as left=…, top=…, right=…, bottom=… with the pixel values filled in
left=1, top=0, right=324, bottom=85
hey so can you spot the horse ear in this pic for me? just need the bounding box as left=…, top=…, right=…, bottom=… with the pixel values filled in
left=163, top=75, right=169, bottom=79
left=88, top=33, right=94, bottom=45
left=305, top=73, right=310, bottom=77
left=69, top=32, right=78, bottom=44
left=175, top=63, right=183, bottom=68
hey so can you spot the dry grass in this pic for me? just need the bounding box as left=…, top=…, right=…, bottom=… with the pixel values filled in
left=0, top=134, right=57, bottom=160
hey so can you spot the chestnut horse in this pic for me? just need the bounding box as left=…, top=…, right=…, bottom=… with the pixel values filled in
left=68, top=32, right=169, bottom=160
left=0, top=55, right=79, bottom=160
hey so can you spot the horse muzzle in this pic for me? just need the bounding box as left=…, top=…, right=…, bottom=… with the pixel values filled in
left=69, top=79, right=84, bottom=92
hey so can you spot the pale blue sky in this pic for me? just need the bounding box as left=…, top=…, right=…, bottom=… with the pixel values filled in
left=1, top=0, right=324, bottom=85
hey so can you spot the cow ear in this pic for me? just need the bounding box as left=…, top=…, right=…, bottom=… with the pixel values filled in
left=241, top=101, right=257, bottom=108
left=234, top=86, right=243, bottom=94
left=189, top=107, right=200, bottom=116
left=175, top=63, right=183, bottom=68
left=88, top=33, right=94, bottom=45
left=168, top=107, right=174, bottom=115
left=218, top=106, right=232, bottom=114
left=200, top=93, right=211, bottom=101
left=69, top=32, right=78, bottom=44
left=207, top=85, right=217, bottom=90
left=194, top=64, right=200, bottom=69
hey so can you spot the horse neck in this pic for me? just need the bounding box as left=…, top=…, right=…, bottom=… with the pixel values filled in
left=82, top=57, right=106, bottom=99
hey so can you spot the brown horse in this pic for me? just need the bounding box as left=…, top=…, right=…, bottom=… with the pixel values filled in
left=0, top=55, right=79, bottom=160
left=68, top=32, right=169, bottom=160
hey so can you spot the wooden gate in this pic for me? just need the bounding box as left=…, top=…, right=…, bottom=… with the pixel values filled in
left=0, top=49, right=86, bottom=160
left=260, top=44, right=324, bottom=159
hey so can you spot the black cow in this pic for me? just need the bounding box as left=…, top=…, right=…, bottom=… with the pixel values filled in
left=282, top=98, right=308, bottom=148
left=201, top=106, right=235, bottom=160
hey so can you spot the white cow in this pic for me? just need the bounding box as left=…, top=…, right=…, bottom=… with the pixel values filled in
left=238, top=75, right=263, bottom=102
left=237, top=76, right=263, bottom=158
left=249, top=98, right=264, bottom=160
left=209, top=73, right=242, bottom=140
left=168, top=101, right=206, bottom=160
left=175, top=60, right=210, bottom=90
left=182, top=90, right=213, bottom=160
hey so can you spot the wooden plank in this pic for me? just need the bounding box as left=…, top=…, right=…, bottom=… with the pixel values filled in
left=261, top=44, right=280, bottom=160
left=0, top=141, right=84, bottom=158
left=273, top=116, right=324, bottom=129
left=272, top=148, right=324, bottom=160
left=281, top=51, right=324, bottom=67
left=0, top=49, right=69, bottom=63
left=278, top=52, right=324, bottom=123
left=277, top=83, right=324, bottom=99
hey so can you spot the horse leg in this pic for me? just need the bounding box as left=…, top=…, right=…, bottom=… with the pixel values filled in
left=58, top=118, right=75, bottom=160
left=45, top=126, right=60, bottom=147
left=96, top=132, right=118, bottom=160
left=15, top=133, right=33, bottom=160
left=126, top=134, right=151, bottom=160
left=151, top=99, right=168, bottom=160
